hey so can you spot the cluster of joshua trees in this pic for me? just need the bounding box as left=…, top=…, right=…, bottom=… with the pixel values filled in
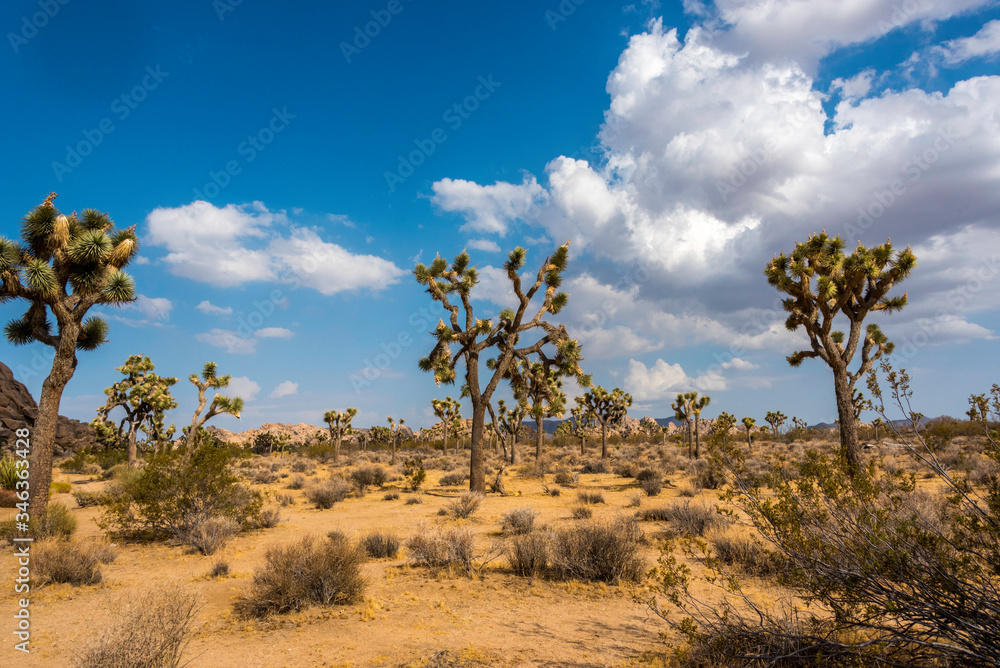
left=2, top=193, right=916, bottom=510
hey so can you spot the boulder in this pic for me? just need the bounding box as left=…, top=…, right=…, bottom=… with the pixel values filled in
left=0, top=361, right=95, bottom=456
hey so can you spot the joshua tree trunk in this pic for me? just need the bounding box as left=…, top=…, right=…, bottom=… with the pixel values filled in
left=535, top=416, right=544, bottom=463
left=694, top=418, right=701, bottom=459
left=601, top=422, right=609, bottom=459
left=687, top=420, right=693, bottom=458
left=580, top=434, right=586, bottom=456
left=391, top=435, right=397, bottom=465
left=469, top=402, right=486, bottom=493
left=833, top=367, right=860, bottom=472
left=333, top=434, right=341, bottom=463
left=29, top=336, right=79, bottom=521
left=510, top=433, right=517, bottom=465
left=442, top=421, right=449, bottom=454
left=745, top=427, right=752, bottom=451
left=127, top=426, right=139, bottom=467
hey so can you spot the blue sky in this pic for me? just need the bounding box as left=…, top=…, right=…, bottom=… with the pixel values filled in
left=2, top=0, right=999, bottom=433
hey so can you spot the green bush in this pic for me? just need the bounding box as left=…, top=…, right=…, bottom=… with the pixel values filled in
left=50, top=481, right=72, bottom=494
left=98, top=442, right=263, bottom=541
left=232, top=534, right=367, bottom=618
left=0, top=456, right=21, bottom=490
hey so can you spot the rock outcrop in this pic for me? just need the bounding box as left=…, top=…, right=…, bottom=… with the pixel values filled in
left=0, top=362, right=96, bottom=456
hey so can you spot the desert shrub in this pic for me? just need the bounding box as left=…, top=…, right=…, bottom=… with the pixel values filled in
left=548, top=518, right=644, bottom=583
left=41, top=501, right=77, bottom=539
left=360, top=531, right=400, bottom=559
left=579, top=460, right=608, bottom=474
left=50, top=481, right=72, bottom=494
left=403, top=458, right=427, bottom=491
left=34, top=539, right=117, bottom=586
left=640, top=477, right=663, bottom=497
left=183, top=516, right=239, bottom=555
left=276, top=493, right=294, bottom=507
left=517, top=460, right=548, bottom=479
left=677, top=485, right=698, bottom=498
left=290, top=458, right=313, bottom=473
left=251, top=506, right=282, bottom=529
left=233, top=534, right=366, bottom=618
left=286, top=474, right=306, bottom=490
left=626, top=492, right=643, bottom=508
left=505, top=532, right=547, bottom=577
left=639, top=501, right=723, bottom=536
left=970, top=455, right=1000, bottom=487
left=613, top=460, right=639, bottom=478
left=571, top=506, right=593, bottom=520
left=0, top=456, right=20, bottom=490
left=707, top=529, right=784, bottom=577
left=438, top=471, right=468, bottom=486
left=553, top=471, right=574, bottom=485
left=405, top=496, right=423, bottom=505
left=383, top=491, right=400, bottom=501
left=635, top=468, right=659, bottom=483
left=406, top=526, right=476, bottom=572
left=303, top=441, right=337, bottom=463
left=577, top=491, right=605, bottom=505
left=446, top=492, right=484, bottom=519
left=689, top=458, right=725, bottom=490
left=98, top=443, right=263, bottom=541
left=252, top=469, right=278, bottom=485
left=543, top=485, right=561, bottom=497
left=72, top=489, right=109, bottom=508
left=350, top=465, right=388, bottom=493
left=305, top=478, right=351, bottom=509
left=211, top=560, right=230, bottom=578
left=74, top=587, right=198, bottom=668
left=500, top=507, right=538, bottom=536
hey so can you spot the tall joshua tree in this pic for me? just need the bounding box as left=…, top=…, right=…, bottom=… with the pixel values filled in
left=388, top=416, right=405, bottom=464
left=691, top=394, right=710, bottom=459
left=558, top=404, right=594, bottom=455
left=713, top=411, right=736, bottom=447
left=93, top=354, right=178, bottom=467
left=765, top=410, right=787, bottom=438
left=323, top=408, right=357, bottom=463
left=741, top=417, right=756, bottom=450
left=507, top=358, right=569, bottom=463
left=1, top=194, right=139, bottom=519
left=415, top=243, right=586, bottom=493
left=577, top=386, right=632, bottom=459
left=672, top=392, right=695, bottom=457
left=431, top=397, right=460, bottom=453
left=765, top=231, right=915, bottom=471
left=184, top=362, right=243, bottom=447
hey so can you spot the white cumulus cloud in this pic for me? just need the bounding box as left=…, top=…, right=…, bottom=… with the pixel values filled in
left=270, top=381, right=298, bottom=398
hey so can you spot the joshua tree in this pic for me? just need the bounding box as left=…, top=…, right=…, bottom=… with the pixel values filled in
left=790, top=416, right=809, bottom=441
left=431, top=396, right=460, bottom=453
left=323, top=408, right=357, bottom=463
left=691, top=394, right=711, bottom=459
left=492, top=398, right=528, bottom=464
left=852, top=389, right=873, bottom=422
left=184, top=362, right=244, bottom=447
left=577, top=386, right=632, bottom=459
left=1, top=194, right=139, bottom=519
left=712, top=411, right=736, bottom=447
left=741, top=416, right=756, bottom=450
left=388, top=416, right=405, bottom=464
left=92, top=354, right=178, bottom=467
left=558, top=404, right=595, bottom=455
left=507, top=358, right=568, bottom=463
left=415, top=243, right=587, bottom=492
left=672, top=392, right=695, bottom=457
left=765, top=231, right=915, bottom=471
left=871, top=417, right=884, bottom=443
left=765, top=410, right=787, bottom=438
left=368, top=425, right=392, bottom=450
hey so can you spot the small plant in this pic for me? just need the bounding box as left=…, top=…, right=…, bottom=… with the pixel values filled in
left=639, top=501, right=724, bottom=536
left=500, top=507, right=539, bottom=535
left=438, top=471, right=468, bottom=486
left=233, top=534, right=367, bottom=618
left=305, top=478, right=351, bottom=509
left=252, top=506, right=282, bottom=529
left=72, top=490, right=109, bottom=508
left=553, top=471, right=574, bottom=485
left=403, top=458, right=427, bottom=491
left=360, top=531, right=400, bottom=559
left=50, top=481, right=72, bottom=494
left=406, top=526, right=476, bottom=573
left=74, top=587, right=198, bottom=668
left=571, top=506, right=593, bottom=520
left=579, top=460, right=608, bottom=474
left=34, top=539, right=117, bottom=586
left=635, top=468, right=659, bottom=483
left=626, top=492, right=643, bottom=508
left=383, top=491, right=400, bottom=501
left=0, top=456, right=20, bottom=490
left=405, top=496, right=423, bottom=505
left=640, top=476, right=663, bottom=497
left=41, top=501, right=77, bottom=539
left=505, top=532, right=548, bottom=577
left=276, top=493, right=294, bottom=507
left=707, top=528, right=784, bottom=577
left=543, top=485, right=562, bottom=497
left=548, top=517, right=644, bottom=583
left=183, top=516, right=239, bottom=556
left=447, top=492, right=484, bottom=519
left=577, top=491, right=605, bottom=505
left=211, top=560, right=230, bottom=578
left=350, top=465, right=388, bottom=494
left=286, top=474, right=306, bottom=490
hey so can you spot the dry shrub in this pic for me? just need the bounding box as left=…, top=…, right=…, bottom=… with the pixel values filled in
left=361, top=531, right=400, bottom=559
left=233, top=534, right=366, bottom=618
left=74, top=587, right=198, bottom=668
left=447, top=492, right=484, bottom=519
left=500, top=507, right=538, bottom=535
left=405, top=496, right=423, bottom=505
left=577, top=491, right=605, bottom=505
left=639, top=501, right=724, bottom=536
left=571, top=506, right=593, bottom=520
left=210, top=560, right=230, bottom=578
left=505, top=532, right=548, bottom=577
left=579, top=460, right=609, bottom=474
left=72, top=489, right=108, bottom=508
left=438, top=471, right=468, bottom=486
left=640, top=476, right=663, bottom=496
left=250, top=506, right=282, bottom=529
left=548, top=517, right=644, bottom=583
left=350, top=465, right=388, bottom=493
left=286, top=474, right=306, bottom=490
left=626, top=491, right=643, bottom=508
left=613, top=460, right=640, bottom=478
left=553, top=471, right=574, bottom=485
left=305, top=477, right=351, bottom=509
left=290, top=459, right=313, bottom=473
left=689, top=458, right=725, bottom=490
left=707, top=528, right=784, bottom=577
left=406, top=526, right=476, bottom=572
left=183, top=516, right=238, bottom=555
left=276, top=493, right=294, bottom=507
left=35, top=539, right=117, bottom=586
